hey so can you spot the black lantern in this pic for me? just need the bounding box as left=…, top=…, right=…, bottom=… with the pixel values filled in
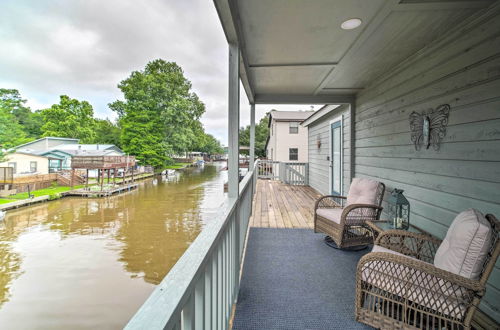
left=387, top=189, right=410, bottom=229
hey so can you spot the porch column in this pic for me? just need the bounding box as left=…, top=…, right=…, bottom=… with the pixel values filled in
left=249, top=103, right=255, bottom=171
left=228, top=42, right=240, bottom=198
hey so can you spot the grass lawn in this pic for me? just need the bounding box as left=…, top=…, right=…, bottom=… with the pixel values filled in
left=7, top=185, right=84, bottom=200
left=0, top=199, right=16, bottom=204
left=165, top=162, right=191, bottom=169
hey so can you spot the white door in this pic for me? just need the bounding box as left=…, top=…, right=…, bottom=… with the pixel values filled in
left=330, top=117, right=343, bottom=195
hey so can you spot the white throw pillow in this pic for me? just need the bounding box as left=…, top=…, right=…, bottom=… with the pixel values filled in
left=434, top=209, right=492, bottom=280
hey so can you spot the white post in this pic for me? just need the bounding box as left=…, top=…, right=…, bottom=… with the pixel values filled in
left=249, top=103, right=255, bottom=170
left=228, top=43, right=240, bottom=198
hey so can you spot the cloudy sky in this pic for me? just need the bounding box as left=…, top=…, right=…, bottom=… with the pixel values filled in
left=0, top=0, right=317, bottom=144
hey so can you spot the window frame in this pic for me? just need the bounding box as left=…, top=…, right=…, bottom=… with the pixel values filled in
left=289, top=122, right=299, bottom=134
left=8, top=162, right=17, bottom=174
left=289, top=148, right=298, bottom=161
left=30, top=161, right=37, bottom=173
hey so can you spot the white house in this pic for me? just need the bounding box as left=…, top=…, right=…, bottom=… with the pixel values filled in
left=265, top=110, right=313, bottom=162
left=0, top=152, right=50, bottom=177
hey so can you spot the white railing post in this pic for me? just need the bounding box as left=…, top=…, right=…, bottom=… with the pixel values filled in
left=249, top=103, right=255, bottom=171
left=305, top=163, right=309, bottom=185
left=228, top=42, right=240, bottom=199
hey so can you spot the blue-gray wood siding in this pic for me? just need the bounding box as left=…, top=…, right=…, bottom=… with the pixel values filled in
left=354, top=6, right=500, bottom=321
left=307, top=104, right=351, bottom=195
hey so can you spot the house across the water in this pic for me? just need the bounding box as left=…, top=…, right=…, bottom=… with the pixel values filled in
left=2, top=137, right=124, bottom=176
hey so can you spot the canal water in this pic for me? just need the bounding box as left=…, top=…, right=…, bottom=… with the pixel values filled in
left=0, top=163, right=227, bottom=329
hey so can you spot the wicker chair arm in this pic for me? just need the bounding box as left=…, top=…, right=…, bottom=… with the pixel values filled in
left=376, top=230, right=442, bottom=262
left=341, top=203, right=383, bottom=225
left=358, top=252, right=485, bottom=294
left=315, top=195, right=347, bottom=209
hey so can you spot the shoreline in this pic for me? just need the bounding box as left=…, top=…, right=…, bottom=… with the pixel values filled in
left=0, top=172, right=156, bottom=212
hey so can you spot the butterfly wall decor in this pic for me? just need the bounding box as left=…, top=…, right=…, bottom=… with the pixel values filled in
left=409, top=104, right=450, bottom=151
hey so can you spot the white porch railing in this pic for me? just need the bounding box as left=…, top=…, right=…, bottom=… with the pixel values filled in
left=125, top=161, right=258, bottom=330
left=280, top=162, right=308, bottom=185
left=257, top=160, right=280, bottom=180
left=257, top=160, right=309, bottom=185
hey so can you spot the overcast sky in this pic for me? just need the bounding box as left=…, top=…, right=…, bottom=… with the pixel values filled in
left=0, top=0, right=318, bottom=145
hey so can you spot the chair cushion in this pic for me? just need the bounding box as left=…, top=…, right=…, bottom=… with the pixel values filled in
left=316, top=208, right=343, bottom=225
left=346, top=177, right=380, bottom=206
left=364, top=245, right=466, bottom=318
left=434, top=209, right=492, bottom=280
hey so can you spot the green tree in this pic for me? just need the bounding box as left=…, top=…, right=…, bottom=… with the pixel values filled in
left=0, top=102, right=31, bottom=149
left=41, top=95, right=96, bottom=143
left=16, top=110, right=43, bottom=138
left=0, top=88, right=42, bottom=145
left=201, top=133, right=224, bottom=154
left=94, top=118, right=121, bottom=147
left=0, top=89, right=43, bottom=138
left=239, top=113, right=270, bottom=158
left=110, top=59, right=205, bottom=168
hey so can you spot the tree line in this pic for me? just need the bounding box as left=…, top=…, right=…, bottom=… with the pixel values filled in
left=239, top=113, right=270, bottom=158
left=0, top=59, right=223, bottom=168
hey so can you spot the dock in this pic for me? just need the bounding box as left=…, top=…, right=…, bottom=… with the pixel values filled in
left=65, top=184, right=139, bottom=197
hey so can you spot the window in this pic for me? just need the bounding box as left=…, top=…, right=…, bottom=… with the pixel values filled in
left=289, top=122, right=299, bottom=134
left=30, top=161, right=37, bottom=172
left=8, top=162, right=16, bottom=174
left=289, top=148, right=298, bottom=161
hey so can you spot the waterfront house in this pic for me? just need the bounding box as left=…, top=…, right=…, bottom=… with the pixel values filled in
left=12, top=137, right=124, bottom=172
left=265, top=110, right=313, bottom=162
left=0, top=152, right=49, bottom=177
left=126, top=1, right=500, bottom=329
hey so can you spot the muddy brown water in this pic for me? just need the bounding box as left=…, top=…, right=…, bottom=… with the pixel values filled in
left=0, top=163, right=227, bottom=329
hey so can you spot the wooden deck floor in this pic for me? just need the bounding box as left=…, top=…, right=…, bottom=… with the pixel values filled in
left=250, top=179, right=322, bottom=229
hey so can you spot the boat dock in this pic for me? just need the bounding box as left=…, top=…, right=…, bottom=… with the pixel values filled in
left=65, top=184, right=139, bottom=197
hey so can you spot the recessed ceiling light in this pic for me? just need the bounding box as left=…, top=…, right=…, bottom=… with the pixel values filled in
left=341, top=18, right=362, bottom=30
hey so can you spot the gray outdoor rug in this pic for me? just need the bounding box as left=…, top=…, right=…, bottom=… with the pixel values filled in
left=232, top=228, right=372, bottom=330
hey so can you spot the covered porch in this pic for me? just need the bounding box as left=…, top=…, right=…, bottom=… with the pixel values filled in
left=125, top=1, right=500, bottom=329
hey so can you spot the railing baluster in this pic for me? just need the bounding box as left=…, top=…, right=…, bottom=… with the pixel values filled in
left=172, top=316, right=182, bottom=330
left=194, top=275, right=205, bottom=330
left=212, top=255, right=218, bottom=330
left=204, top=260, right=212, bottom=329
left=182, top=293, right=195, bottom=330
left=217, top=244, right=223, bottom=330
left=229, top=220, right=234, bottom=305
left=222, top=231, right=227, bottom=329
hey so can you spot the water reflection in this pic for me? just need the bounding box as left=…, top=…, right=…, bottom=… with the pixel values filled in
left=0, top=163, right=226, bottom=329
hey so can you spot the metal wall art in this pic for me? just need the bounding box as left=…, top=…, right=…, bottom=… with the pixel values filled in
left=409, top=104, right=450, bottom=151
left=316, top=135, right=322, bottom=149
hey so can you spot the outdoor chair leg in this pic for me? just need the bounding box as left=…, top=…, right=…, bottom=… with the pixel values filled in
left=323, top=236, right=368, bottom=251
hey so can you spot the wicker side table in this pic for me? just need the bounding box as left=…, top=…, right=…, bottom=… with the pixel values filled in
left=366, top=220, right=429, bottom=241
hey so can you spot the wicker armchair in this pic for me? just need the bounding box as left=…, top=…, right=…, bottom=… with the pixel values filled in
left=314, top=178, right=385, bottom=249
left=356, top=212, right=499, bottom=330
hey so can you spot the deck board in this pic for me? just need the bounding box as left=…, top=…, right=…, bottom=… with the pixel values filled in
left=250, top=180, right=321, bottom=229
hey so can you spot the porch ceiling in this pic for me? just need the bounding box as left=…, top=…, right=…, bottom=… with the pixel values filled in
left=213, top=0, right=494, bottom=104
